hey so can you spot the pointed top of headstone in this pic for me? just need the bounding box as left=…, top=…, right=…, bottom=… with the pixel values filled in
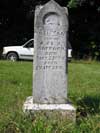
left=35, top=0, right=68, bottom=27
left=45, top=0, right=61, bottom=9
left=48, top=0, right=57, bottom=4
left=42, top=0, right=68, bottom=17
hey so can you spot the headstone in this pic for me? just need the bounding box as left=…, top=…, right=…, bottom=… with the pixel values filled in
left=33, top=0, right=68, bottom=104
left=23, top=0, right=76, bottom=122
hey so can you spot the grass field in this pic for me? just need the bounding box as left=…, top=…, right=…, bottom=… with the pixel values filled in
left=0, top=60, right=100, bottom=133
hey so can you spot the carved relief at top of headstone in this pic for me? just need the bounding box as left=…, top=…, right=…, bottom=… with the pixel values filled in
left=35, top=0, right=68, bottom=29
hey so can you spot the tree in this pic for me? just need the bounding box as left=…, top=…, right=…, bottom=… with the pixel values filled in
left=68, top=0, right=100, bottom=59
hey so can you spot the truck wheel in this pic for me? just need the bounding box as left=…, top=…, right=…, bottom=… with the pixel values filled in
left=6, top=52, right=18, bottom=61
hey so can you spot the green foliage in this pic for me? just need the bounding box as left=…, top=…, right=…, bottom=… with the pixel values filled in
left=67, top=0, right=78, bottom=8
left=0, top=61, right=100, bottom=132
left=88, top=41, right=100, bottom=60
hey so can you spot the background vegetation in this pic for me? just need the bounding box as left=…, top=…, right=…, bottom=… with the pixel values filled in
left=0, top=61, right=100, bottom=132
left=0, top=0, right=100, bottom=59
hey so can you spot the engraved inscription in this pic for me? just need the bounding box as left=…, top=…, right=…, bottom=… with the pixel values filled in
left=36, top=27, right=66, bottom=71
left=37, top=28, right=66, bottom=37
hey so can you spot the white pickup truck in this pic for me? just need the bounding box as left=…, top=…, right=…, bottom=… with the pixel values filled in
left=2, top=39, right=72, bottom=61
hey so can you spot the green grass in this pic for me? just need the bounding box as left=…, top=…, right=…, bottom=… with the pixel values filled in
left=0, top=60, right=100, bottom=133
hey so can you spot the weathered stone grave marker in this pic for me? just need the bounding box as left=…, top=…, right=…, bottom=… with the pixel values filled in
left=23, top=0, right=76, bottom=121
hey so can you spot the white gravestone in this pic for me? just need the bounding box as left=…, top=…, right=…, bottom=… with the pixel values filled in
left=33, top=1, right=68, bottom=104
left=23, top=0, right=76, bottom=121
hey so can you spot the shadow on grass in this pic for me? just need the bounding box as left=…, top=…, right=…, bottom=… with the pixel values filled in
left=76, top=95, right=100, bottom=117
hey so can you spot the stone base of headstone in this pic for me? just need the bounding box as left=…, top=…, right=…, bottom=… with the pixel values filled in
left=23, top=96, right=76, bottom=122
